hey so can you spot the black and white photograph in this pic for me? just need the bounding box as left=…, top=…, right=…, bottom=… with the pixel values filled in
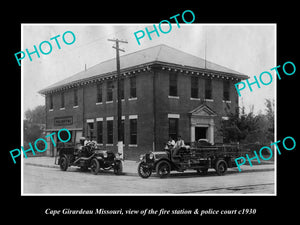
left=4, top=3, right=299, bottom=220
left=21, top=23, right=276, bottom=195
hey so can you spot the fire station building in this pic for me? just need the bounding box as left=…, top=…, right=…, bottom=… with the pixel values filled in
left=39, top=44, right=248, bottom=160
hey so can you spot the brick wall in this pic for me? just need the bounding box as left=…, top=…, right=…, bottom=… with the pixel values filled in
left=45, top=67, right=239, bottom=160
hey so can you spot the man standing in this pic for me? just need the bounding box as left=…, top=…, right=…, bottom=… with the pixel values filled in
left=172, top=135, right=185, bottom=156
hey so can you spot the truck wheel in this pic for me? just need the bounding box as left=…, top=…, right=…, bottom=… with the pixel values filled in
left=138, top=162, right=152, bottom=179
left=114, top=161, right=123, bottom=175
left=156, top=161, right=171, bottom=178
left=215, top=159, right=228, bottom=176
left=90, top=158, right=100, bottom=175
left=59, top=156, right=69, bottom=171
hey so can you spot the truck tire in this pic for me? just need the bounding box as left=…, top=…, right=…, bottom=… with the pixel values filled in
left=215, top=159, right=228, bottom=176
left=90, top=158, right=100, bottom=175
left=156, top=160, right=171, bottom=178
left=59, top=155, right=69, bottom=171
left=138, top=162, right=152, bottom=179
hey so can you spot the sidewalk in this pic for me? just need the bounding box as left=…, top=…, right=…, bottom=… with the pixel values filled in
left=24, top=156, right=139, bottom=174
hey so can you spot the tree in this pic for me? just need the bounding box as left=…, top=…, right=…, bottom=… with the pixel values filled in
left=24, top=105, right=45, bottom=124
left=23, top=105, right=46, bottom=151
left=220, top=99, right=274, bottom=144
left=221, top=105, right=261, bottom=143
left=264, top=98, right=275, bottom=142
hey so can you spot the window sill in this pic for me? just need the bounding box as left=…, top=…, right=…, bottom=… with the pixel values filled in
left=96, top=102, right=102, bottom=105
left=129, top=97, right=137, bottom=101
left=49, top=109, right=54, bottom=112
left=106, top=101, right=113, bottom=104
left=59, top=107, right=65, bottom=110
left=190, top=97, right=200, bottom=100
left=73, top=105, right=79, bottom=108
left=223, top=100, right=231, bottom=103
left=168, top=96, right=179, bottom=99
left=204, top=99, right=214, bottom=102
left=106, top=144, right=113, bottom=146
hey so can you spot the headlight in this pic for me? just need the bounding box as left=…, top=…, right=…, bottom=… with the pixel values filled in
left=103, top=151, right=108, bottom=158
left=149, top=153, right=154, bottom=160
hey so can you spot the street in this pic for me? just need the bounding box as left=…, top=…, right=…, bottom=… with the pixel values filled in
left=22, top=159, right=275, bottom=195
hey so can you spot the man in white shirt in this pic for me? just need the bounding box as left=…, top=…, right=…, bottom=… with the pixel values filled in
left=173, top=135, right=185, bottom=156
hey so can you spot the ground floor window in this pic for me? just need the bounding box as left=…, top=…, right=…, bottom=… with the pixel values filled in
left=87, top=121, right=94, bottom=138
left=168, top=118, right=179, bottom=140
left=107, top=120, right=113, bottom=144
left=97, top=121, right=103, bottom=144
left=130, top=118, right=137, bottom=145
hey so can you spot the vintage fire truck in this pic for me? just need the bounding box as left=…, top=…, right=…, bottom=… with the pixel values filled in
left=56, top=140, right=123, bottom=175
left=137, top=139, right=244, bottom=178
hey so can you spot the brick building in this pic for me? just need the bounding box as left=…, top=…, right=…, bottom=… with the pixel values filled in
left=39, top=44, right=248, bottom=159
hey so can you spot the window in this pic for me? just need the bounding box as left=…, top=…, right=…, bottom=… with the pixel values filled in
left=205, top=79, right=212, bottom=99
left=87, top=122, right=94, bottom=138
left=130, top=118, right=137, bottom=145
left=96, top=83, right=102, bottom=103
left=169, top=118, right=178, bottom=140
left=130, top=76, right=137, bottom=98
left=169, top=73, right=178, bottom=96
left=191, top=76, right=199, bottom=98
left=223, top=80, right=230, bottom=101
left=97, top=121, right=103, bottom=144
left=49, top=94, right=53, bottom=110
left=107, top=81, right=113, bottom=102
left=107, top=120, right=113, bottom=144
left=73, top=88, right=78, bottom=106
left=61, top=92, right=65, bottom=108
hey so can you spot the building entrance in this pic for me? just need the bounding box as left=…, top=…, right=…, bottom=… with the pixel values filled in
left=195, top=127, right=208, bottom=141
left=189, top=104, right=217, bottom=144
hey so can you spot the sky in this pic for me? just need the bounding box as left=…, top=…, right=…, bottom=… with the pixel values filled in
left=22, top=23, right=276, bottom=115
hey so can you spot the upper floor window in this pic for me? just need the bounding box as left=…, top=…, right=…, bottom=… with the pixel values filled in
left=205, top=79, right=212, bottom=99
left=130, top=76, right=136, bottom=98
left=96, top=83, right=102, bottom=103
left=191, top=76, right=199, bottom=98
left=223, top=80, right=230, bottom=101
left=49, top=94, right=53, bottom=110
left=61, top=92, right=65, bottom=108
left=169, top=72, right=178, bottom=96
left=107, top=80, right=114, bottom=102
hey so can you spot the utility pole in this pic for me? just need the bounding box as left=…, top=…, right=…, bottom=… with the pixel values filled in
left=107, top=38, right=128, bottom=160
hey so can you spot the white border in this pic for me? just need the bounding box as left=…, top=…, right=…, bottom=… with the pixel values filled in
left=21, top=23, right=277, bottom=196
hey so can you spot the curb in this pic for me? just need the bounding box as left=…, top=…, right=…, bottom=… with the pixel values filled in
left=25, top=162, right=59, bottom=169
left=24, top=161, right=138, bottom=175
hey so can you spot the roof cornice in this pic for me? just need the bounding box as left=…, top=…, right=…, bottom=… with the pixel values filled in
left=39, top=61, right=248, bottom=95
